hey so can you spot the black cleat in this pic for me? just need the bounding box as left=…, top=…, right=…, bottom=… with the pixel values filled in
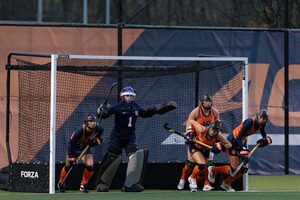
left=95, top=182, right=109, bottom=192
left=122, top=183, right=144, bottom=192
left=57, top=182, right=66, bottom=193
left=80, top=184, right=89, bottom=193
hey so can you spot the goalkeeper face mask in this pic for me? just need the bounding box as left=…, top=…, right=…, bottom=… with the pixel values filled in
left=120, top=86, right=136, bottom=104
left=122, top=94, right=135, bottom=104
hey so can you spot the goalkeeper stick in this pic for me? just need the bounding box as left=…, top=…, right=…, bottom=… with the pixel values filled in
left=230, top=143, right=260, bottom=177
left=97, top=83, right=118, bottom=124
left=163, top=123, right=212, bottom=149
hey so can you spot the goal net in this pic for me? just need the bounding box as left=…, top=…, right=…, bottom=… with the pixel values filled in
left=7, top=53, right=248, bottom=193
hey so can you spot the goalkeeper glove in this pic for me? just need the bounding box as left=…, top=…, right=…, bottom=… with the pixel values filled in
left=97, top=103, right=110, bottom=115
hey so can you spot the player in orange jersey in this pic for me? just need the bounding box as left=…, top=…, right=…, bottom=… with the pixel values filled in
left=207, top=109, right=272, bottom=192
left=177, top=94, right=220, bottom=191
left=184, top=119, right=232, bottom=192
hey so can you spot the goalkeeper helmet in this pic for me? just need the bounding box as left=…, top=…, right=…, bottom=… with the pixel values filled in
left=206, top=120, right=221, bottom=140
left=200, top=93, right=213, bottom=109
left=84, top=113, right=97, bottom=131
left=120, top=86, right=136, bottom=103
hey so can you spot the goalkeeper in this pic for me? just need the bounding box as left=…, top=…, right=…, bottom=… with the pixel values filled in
left=94, top=86, right=176, bottom=192
left=177, top=94, right=220, bottom=191
left=57, top=113, right=104, bottom=193
left=207, top=109, right=272, bottom=192
left=184, top=119, right=232, bottom=192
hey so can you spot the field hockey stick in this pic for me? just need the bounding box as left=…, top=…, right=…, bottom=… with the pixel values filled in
left=61, top=144, right=90, bottom=185
left=97, top=83, right=118, bottom=124
left=230, top=143, right=260, bottom=177
left=163, top=123, right=212, bottom=149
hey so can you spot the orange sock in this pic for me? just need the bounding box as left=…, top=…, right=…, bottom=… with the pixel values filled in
left=190, top=165, right=200, bottom=179
left=224, top=171, right=243, bottom=185
left=180, top=161, right=194, bottom=179
left=212, top=165, right=231, bottom=175
left=81, top=168, right=93, bottom=185
left=203, top=167, right=209, bottom=185
left=59, top=166, right=67, bottom=183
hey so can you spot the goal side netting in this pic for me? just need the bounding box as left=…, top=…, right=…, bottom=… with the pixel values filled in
left=7, top=54, right=248, bottom=193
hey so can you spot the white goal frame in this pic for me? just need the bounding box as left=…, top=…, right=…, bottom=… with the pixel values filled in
left=49, top=54, right=248, bottom=194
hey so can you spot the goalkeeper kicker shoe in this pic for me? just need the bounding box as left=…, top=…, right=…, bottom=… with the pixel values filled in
left=80, top=184, right=89, bottom=193
left=208, top=166, right=216, bottom=183
left=57, top=182, right=65, bottom=193
left=122, top=183, right=144, bottom=192
left=177, top=179, right=186, bottom=190
left=95, top=182, right=109, bottom=192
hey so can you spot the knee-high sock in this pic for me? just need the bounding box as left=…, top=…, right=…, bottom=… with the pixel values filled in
left=203, top=167, right=209, bottom=185
left=224, top=171, right=243, bottom=185
left=81, top=168, right=94, bottom=185
left=180, top=162, right=194, bottom=179
left=59, top=166, right=68, bottom=183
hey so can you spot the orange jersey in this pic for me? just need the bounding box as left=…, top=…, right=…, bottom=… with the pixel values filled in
left=232, top=117, right=259, bottom=141
left=196, top=108, right=216, bottom=127
left=194, top=127, right=218, bottom=151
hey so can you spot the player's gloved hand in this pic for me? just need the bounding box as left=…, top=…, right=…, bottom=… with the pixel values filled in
left=68, top=156, right=76, bottom=167
left=87, top=137, right=103, bottom=147
left=184, top=129, right=196, bottom=141
left=211, top=142, right=226, bottom=154
left=184, top=129, right=196, bottom=144
left=239, top=154, right=249, bottom=164
left=87, top=139, right=97, bottom=147
left=97, top=103, right=110, bottom=115
left=256, top=136, right=272, bottom=148
left=240, top=146, right=249, bottom=155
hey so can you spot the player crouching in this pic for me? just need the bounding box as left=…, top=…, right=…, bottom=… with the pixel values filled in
left=184, top=119, right=231, bottom=192
left=57, top=114, right=103, bottom=193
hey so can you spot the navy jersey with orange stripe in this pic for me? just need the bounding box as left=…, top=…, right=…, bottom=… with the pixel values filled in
left=194, top=127, right=218, bottom=152
left=231, top=117, right=266, bottom=149
left=196, top=108, right=216, bottom=127
left=68, top=124, right=103, bottom=156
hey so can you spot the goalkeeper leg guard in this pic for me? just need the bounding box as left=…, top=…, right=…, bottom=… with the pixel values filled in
left=122, top=149, right=149, bottom=192
left=95, top=151, right=121, bottom=192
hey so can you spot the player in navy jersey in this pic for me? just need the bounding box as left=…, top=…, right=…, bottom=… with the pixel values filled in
left=57, top=113, right=104, bottom=193
left=95, top=86, right=171, bottom=192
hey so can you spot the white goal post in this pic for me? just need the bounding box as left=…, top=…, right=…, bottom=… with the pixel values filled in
left=49, top=54, right=248, bottom=194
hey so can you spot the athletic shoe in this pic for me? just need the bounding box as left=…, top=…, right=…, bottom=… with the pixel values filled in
left=188, top=176, right=197, bottom=192
left=177, top=179, right=186, bottom=190
left=220, top=181, right=235, bottom=192
left=202, top=184, right=214, bottom=191
left=80, top=184, right=89, bottom=193
left=57, top=182, right=65, bottom=193
left=208, top=166, right=216, bottom=183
